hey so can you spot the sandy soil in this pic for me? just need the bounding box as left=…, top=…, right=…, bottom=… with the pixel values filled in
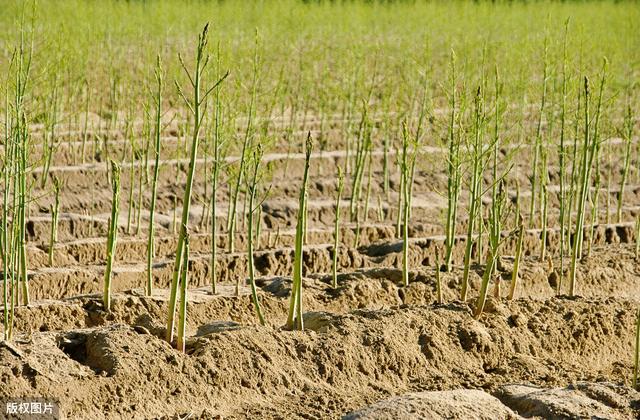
left=2, top=118, right=640, bottom=419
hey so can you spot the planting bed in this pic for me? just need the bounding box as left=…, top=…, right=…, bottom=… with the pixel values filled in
left=3, top=113, right=640, bottom=418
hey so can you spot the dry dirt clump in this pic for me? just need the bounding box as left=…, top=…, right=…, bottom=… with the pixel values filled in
left=1, top=297, right=638, bottom=419
left=344, top=389, right=521, bottom=419
left=496, top=382, right=640, bottom=419
left=345, top=382, right=640, bottom=419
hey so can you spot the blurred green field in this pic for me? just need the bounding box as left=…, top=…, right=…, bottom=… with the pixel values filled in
left=0, top=0, right=637, bottom=129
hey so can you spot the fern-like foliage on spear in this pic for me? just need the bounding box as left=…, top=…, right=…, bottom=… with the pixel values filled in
left=246, top=144, right=273, bottom=325
left=166, top=23, right=229, bottom=345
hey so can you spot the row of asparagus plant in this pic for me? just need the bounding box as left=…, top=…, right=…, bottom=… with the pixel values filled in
left=153, top=42, right=627, bottom=329
left=5, top=23, right=638, bottom=359
left=2, top=21, right=34, bottom=339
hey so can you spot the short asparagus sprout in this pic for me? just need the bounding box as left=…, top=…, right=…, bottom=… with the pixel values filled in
left=569, top=64, right=606, bottom=296
left=11, top=27, right=33, bottom=308
left=350, top=105, right=373, bottom=248
left=567, top=77, right=582, bottom=251
left=474, top=180, right=507, bottom=318
left=210, top=41, right=225, bottom=294
left=509, top=210, right=524, bottom=300
left=557, top=18, right=569, bottom=290
left=569, top=77, right=593, bottom=296
left=104, top=161, right=121, bottom=312
left=586, top=58, right=608, bottom=258
left=81, top=80, right=90, bottom=165
left=488, top=64, right=509, bottom=269
left=349, top=104, right=371, bottom=223
left=376, top=195, right=384, bottom=223
left=332, top=167, right=345, bottom=288
left=444, top=50, right=462, bottom=272
left=528, top=35, right=549, bottom=229
left=362, top=151, right=373, bottom=224
left=395, top=144, right=403, bottom=239
left=273, top=225, right=281, bottom=248
left=135, top=113, right=147, bottom=236
left=126, top=125, right=136, bottom=235
left=461, top=86, right=486, bottom=301
left=434, top=248, right=443, bottom=304
left=618, top=104, right=633, bottom=223
left=539, top=147, right=549, bottom=261
left=400, top=122, right=415, bottom=287
left=246, top=145, right=267, bottom=326
left=40, top=71, right=60, bottom=190
left=48, top=177, right=61, bottom=267
left=569, top=77, right=596, bottom=296
left=635, top=215, right=640, bottom=260
left=228, top=30, right=259, bottom=255
left=286, top=133, right=313, bottom=331
left=146, top=55, right=164, bottom=297
left=2, top=85, right=14, bottom=338
left=177, top=232, right=190, bottom=353
left=382, top=114, right=391, bottom=201
left=634, top=309, right=640, bottom=390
